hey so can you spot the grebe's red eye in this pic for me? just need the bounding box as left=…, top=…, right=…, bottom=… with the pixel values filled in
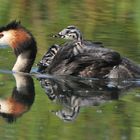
left=0, top=33, right=4, bottom=38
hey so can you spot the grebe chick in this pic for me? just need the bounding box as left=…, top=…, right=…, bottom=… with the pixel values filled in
left=54, top=25, right=104, bottom=55
left=37, top=44, right=60, bottom=73
left=37, top=26, right=83, bottom=73
left=0, top=21, right=37, bottom=73
left=54, top=25, right=83, bottom=42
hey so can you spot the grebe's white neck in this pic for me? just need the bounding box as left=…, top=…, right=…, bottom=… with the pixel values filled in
left=12, top=52, right=35, bottom=73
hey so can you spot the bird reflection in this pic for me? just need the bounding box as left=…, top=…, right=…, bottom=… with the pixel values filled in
left=0, top=73, right=35, bottom=123
left=38, top=75, right=140, bottom=122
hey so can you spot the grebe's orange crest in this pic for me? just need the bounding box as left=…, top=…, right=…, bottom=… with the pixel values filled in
left=0, top=97, right=28, bottom=115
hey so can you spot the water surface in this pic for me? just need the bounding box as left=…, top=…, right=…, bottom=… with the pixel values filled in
left=0, top=0, right=140, bottom=140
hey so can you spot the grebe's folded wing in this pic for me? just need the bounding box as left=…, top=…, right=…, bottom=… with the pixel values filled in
left=48, top=48, right=121, bottom=76
left=70, top=51, right=121, bottom=70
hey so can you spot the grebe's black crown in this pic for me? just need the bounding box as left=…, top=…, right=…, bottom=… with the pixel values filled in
left=0, top=20, right=21, bottom=32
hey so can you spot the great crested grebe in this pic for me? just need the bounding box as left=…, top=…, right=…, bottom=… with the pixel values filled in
left=0, top=21, right=37, bottom=73
left=39, top=25, right=140, bottom=78
left=0, top=73, right=35, bottom=123
left=38, top=25, right=122, bottom=77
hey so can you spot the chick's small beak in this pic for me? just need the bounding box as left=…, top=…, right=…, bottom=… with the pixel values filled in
left=52, top=34, right=64, bottom=38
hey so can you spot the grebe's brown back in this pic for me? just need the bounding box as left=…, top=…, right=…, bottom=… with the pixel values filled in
left=46, top=26, right=140, bottom=78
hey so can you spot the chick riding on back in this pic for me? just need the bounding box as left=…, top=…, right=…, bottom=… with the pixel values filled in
left=37, top=25, right=104, bottom=73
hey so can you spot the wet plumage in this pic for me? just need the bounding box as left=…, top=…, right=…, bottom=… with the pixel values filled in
left=37, top=25, right=105, bottom=74
left=37, top=25, right=140, bottom=79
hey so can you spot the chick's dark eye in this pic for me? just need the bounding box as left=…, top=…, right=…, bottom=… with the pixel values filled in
left=0, top=33, right=4, bottom=38
left=66, top=30, right=70, bottom=34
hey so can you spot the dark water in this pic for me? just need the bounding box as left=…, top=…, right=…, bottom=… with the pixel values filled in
left=0, top=0, right=140, bottom=140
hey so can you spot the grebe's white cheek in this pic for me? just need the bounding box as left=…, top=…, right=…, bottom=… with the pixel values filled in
left=0, top=31, right=12, bottom=46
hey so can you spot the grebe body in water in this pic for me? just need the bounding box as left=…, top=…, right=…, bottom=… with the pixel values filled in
left=0, top=21, right=37, bottom=73
left=38, top=25, right=140, bottom=78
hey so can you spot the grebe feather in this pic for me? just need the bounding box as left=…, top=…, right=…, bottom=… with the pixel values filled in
left=39, top=26, right=140, bottom=78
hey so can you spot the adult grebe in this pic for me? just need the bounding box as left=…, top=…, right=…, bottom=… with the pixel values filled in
left=0, top=21, right=37, bottom=73
left=39, top=25, right=140, bottom=78
left=38, top=25, right=122, bottom=77
left=0, top=73, right=35, bottom=123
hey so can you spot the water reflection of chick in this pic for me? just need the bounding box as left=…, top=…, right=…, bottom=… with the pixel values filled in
left=38, top=76, right=139, bottom=122
left=0, top=73, right=35, bottom=123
